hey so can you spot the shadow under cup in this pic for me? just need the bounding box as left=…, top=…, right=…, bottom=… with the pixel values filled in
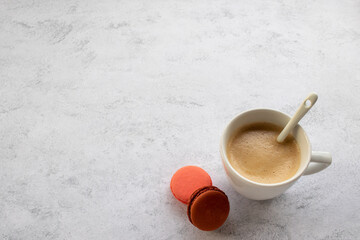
left=220, top=109, right=312, bottom=200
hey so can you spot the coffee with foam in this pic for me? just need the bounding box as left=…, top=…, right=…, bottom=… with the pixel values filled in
left=227, top=122, right=301, bottom=184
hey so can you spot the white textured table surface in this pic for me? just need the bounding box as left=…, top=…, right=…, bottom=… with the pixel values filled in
left=1, top=0, right=360, bottom=239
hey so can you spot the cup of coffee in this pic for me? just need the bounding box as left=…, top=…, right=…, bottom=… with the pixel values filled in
left=220, top=109, right=332, bottom=200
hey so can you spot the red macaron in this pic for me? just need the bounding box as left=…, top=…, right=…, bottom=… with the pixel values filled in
left=187, top=186, right=230, bottom=231
left=170, top=166, right=212, bottom=204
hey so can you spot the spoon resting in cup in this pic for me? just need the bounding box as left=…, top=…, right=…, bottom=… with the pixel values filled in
left=277, top=93, right=318, bottom=143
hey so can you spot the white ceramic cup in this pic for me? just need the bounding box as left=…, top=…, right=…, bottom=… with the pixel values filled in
left=220, top=109, right=332, bottom=200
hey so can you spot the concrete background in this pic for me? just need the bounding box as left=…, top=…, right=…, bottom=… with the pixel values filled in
left=1, top=0, right=359, bottom=239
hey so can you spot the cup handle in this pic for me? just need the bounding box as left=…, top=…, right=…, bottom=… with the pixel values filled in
left=303, top=151, right=332, bottom=175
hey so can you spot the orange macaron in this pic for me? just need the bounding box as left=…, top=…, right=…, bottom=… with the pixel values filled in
left=170, top=166, right=212, bottom=204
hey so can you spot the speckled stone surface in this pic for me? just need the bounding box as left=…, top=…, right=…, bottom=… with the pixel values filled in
left=1, top=0, right=360, bottom=239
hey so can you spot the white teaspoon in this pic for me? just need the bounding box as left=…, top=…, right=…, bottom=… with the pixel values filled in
left=277, top=93, right=318, bottom=143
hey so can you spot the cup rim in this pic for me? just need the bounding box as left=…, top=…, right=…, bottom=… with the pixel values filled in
left=220, top=108, right=312, bottom=187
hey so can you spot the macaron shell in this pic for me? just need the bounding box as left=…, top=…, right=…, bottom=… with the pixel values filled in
left=170, top=166, right=212, bottom=204
left=188, top=186, right=230, bottom=231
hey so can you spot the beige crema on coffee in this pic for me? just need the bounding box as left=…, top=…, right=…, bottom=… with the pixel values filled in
left=227, top=122, right=301, bottom=184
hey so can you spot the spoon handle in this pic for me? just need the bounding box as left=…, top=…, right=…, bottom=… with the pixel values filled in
left=277, top=93, right=318, bottom=143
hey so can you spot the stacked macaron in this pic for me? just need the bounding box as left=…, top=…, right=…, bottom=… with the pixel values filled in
left=170, top=166, right=230, bottom=231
